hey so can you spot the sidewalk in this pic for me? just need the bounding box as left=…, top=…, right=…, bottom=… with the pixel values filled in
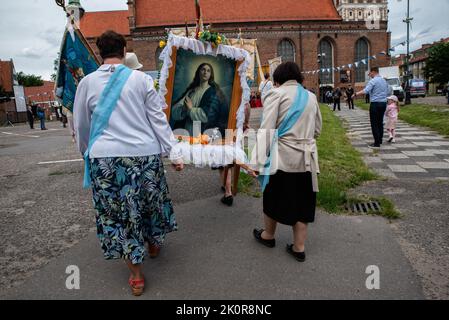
left=0, top=195, right=423, bottom=300
left=335, top=106, right=449, bottom=181
left=332, top=103, right=449, bottom=299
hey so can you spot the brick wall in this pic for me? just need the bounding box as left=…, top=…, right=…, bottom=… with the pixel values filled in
left=85, top=20, right=390, bottom=98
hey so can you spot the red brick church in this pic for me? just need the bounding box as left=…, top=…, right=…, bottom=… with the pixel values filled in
left=75, top=0, right=391, bottom=96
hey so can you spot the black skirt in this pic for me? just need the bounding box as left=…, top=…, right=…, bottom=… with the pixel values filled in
left=263, top=171, right=316, bottom=225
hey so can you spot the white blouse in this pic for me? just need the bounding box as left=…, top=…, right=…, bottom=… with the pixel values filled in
left=73, top=64, right=180, bottom=160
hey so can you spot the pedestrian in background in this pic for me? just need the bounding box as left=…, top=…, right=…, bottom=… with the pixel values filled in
left=386, top=95, right=399, bottom=143
left=354, top=67, right=389, bottom=149
left=259, top=73, right=273, bottom=101
left=26, top=103, right=34, bottom=129
left=36, top=105, right=47, bottom=130
left=333, top=86, right=342, bottom=111
left=346, top=84, right=355, bottom=110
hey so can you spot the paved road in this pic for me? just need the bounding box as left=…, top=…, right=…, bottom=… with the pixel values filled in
left=1, top=196, right=422, bottom=300
left=0, top=121, right=222, bottom=292
left=0, top=117, right=425, bottom=299
left=334, top=103, right=449, bottom=299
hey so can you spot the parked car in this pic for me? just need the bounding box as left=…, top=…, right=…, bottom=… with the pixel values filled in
left=380, top=66, right=405, bottom=102
left=408, top=79, right=427, bottom=98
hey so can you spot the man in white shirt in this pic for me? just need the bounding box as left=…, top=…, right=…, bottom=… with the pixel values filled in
left=73, top=30, right=183, bottom=296
left=259, top=73, right=273, bottom=101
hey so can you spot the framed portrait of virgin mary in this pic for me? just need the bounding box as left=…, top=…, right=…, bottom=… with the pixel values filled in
left=158, top=34, right=251, bottom=143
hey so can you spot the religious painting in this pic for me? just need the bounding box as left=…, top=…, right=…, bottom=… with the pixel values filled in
left=169, top=48, right=236, bottom=137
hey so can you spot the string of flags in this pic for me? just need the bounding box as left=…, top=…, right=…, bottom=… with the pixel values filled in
left=302, top=42, right=406, bottom=75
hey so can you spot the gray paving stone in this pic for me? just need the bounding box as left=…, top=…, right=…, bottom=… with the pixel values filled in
left=426, top=149, right=449, bottom=155
left=364, top=156, right=384, bottom=164
left=402, top=150, right=435, bottom=157
left=402, top=136, right=432, bottom=141
left=380, top=145, right=397, bottom=150
left=372, top=168, right=398, bottom=179
left=437, top=141, right=449, bottom=146
left=356, top=147, right=373, bottom=154
left=388, top=165, right=428, bottom=173
left=393, top=144, right=420, bottom=149
left=413, top=142, right=443, bottom=147
left=380, top=153, right=409, bottom=160
left=417, top=162, right=449, bottom=169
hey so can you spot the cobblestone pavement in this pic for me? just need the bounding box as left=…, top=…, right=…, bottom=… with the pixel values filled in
left=333, top=103, right=449, bottom=299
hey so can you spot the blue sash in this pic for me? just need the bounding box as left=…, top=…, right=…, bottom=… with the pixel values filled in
left=258, top=85, right=309, bottom=191
left=83, top=65, right=133, bottom=188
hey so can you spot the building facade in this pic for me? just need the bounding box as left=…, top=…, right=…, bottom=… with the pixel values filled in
left=77, top=0, right=391, bottom=97
left=391, top=37, right=449, bottom=94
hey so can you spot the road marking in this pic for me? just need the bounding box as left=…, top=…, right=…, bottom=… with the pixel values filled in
left=1, top=132, right=40, bottom=138
left=38, top=159, right=83, bottom=165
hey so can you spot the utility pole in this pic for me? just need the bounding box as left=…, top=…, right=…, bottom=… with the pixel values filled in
left=403, top=0, right=413, bottom=105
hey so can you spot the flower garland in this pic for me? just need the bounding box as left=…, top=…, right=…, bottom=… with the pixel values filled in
left=198, top=30, right=227, bottom=47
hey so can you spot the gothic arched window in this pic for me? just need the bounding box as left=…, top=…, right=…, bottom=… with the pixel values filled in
left=355, top=38, right=369, bottom=83
left=278, top=39, right=295, bottom=62
left=318, top=39, right=334, bottom=85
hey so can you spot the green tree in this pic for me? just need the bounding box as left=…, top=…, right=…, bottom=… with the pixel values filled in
left=17, top=71, right=44, bottom=87
left=51, top=53, right=60, bottom=82
left=424, top=42, right=449, bottom=84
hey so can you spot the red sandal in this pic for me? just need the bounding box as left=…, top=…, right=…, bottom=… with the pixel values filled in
left=128, top=276, right=145, bottom=296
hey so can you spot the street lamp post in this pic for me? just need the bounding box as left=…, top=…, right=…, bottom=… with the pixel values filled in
left=404, top=0, right=413, bottom=105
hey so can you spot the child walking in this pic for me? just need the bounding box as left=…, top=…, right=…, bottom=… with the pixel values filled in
left=386, top=95, right=399, bottom=143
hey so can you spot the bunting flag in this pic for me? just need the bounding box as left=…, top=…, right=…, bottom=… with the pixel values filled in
left=55, top=25, right=99, bottom=113
left=301, top=41, right=407, bottom=74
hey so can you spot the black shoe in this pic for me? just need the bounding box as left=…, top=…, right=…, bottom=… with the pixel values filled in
left=368, top=143, right=380, bottom=149
left=221, top=195, right=233, bottom=206
left=253, top=229, right=275, bottom=248
left=286, top=244, right=306, bottom=262
left=388, top=137, right=393, bottom=143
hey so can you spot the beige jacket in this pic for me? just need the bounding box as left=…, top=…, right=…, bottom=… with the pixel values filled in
left=250, top=80, right=322, bottom=191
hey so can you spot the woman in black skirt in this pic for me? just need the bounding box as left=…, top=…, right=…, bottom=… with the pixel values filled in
left=250, top=62, right=322, bottom=262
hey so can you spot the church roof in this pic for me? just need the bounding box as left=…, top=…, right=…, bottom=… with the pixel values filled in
left=80, top=10, right=130, bottom=38
left=135, top=0, right=341, bottom=27
left=79, top=0, right=341, bottom=38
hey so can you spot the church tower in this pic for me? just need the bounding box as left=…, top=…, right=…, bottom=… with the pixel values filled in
left=333, top=0, right=388, bottom=22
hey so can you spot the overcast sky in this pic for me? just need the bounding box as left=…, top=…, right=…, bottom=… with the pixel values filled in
left=0, top=0, right=448, bottom=80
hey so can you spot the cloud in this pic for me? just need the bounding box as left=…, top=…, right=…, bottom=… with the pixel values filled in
left=40, top=28, right=63, bottom=47
left=18, top=48, right=42, bottom=59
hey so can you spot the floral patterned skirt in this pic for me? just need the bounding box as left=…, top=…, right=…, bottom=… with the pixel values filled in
left=90, top=155, right=177, bottom=264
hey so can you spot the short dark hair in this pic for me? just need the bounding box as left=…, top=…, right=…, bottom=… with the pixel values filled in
left=96, top=30, right=127, bottom=60
left=370, top=66, right=379, bottom=73
left=272, top=62, right=304, bottom=85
